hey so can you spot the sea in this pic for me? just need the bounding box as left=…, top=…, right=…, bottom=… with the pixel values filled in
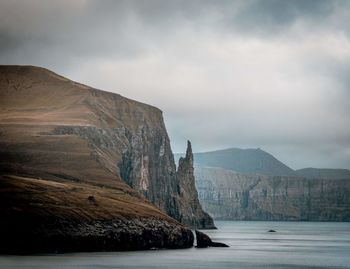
left=1, top=221, right=349, bottom=269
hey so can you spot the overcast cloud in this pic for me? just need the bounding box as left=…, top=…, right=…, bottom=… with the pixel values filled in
left=0, top=0, right=349, bottom=169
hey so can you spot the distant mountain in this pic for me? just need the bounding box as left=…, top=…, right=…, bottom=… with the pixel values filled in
left=176, top=148, right=296, bottom=177
left=296, top=168, right=350, bottom=180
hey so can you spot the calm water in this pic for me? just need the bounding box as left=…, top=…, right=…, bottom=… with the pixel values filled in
left=1, top=221, right=350, bottom=269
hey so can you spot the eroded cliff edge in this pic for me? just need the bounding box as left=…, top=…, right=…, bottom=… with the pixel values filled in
left=0, top=65, right=213, bottom=252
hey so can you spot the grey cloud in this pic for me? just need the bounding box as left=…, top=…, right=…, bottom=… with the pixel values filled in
left=1, top=0, right=345, bottom=62
left=230, top=0, right=335, bottom=31
left=0, top=0, right=349, bottom=169
left=0, top=0, right=348, bottom=69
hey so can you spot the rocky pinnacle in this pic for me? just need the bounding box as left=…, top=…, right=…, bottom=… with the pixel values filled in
left=177, top=141, right=216, bottom=229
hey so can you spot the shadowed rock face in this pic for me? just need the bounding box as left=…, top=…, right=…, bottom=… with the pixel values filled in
left=177, top=141, right=215, bottom=229
left=0, top=65, right=212, bottom=252
left=195, top=166, right=350, bottom=221
left=0, top=175, right=194, bottom=254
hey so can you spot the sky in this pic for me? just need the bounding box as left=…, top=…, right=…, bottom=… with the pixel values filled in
left=0, top=0, right=349, bottom=169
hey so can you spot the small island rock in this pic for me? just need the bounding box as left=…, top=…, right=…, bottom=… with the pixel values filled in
left=195, top=230, right=229, bottom=248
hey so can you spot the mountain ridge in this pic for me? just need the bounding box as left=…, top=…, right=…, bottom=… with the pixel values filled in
left=296, top=168, right=350, bottom=180
left=176, top=148, right=349, bottom=179
left=176, top=147, right=296, bottom=177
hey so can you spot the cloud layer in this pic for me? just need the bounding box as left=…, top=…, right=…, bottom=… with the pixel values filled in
left=1, top=0, right=349, bottom=169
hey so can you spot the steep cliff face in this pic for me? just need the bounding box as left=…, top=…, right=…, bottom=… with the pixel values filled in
left=177, top=141, right=215, bottom=228
left=0, top=65, right=215, bottom=252
left=0, top=65, right=213, bottom=229
left=195, top=166, right=350, bottom=221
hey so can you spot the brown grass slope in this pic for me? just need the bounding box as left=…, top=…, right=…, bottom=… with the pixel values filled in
left=0, top=65, right=193, bottom=253
left=0, top=65, right=163, bottom=176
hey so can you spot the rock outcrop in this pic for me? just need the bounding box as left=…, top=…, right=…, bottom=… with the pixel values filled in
left=177, top=141, right=215, bottom=228
left=195, top=166, right=350, bottom=221
left=195, top=230, right=229, bottom=248
left=0, top=65, right=211, bottom=252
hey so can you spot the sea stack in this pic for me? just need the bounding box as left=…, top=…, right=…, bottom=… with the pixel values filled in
left=177, top=141, right=216, bottom=229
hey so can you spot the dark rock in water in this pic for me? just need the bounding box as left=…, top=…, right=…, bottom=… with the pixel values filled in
left=268, top=230, right=276, bottom=232
left=195, top=230, right=212, bottom=248
left=210, top=242, right=230, bottom=247
left=195, top=230, right=229, bottom=248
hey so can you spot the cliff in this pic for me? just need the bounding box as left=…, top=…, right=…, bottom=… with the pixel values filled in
left=177, top=141, right=215, bottom=228
left=195, top=166, right=350, bottom=221
left=0, top=65, right=211, bottom=252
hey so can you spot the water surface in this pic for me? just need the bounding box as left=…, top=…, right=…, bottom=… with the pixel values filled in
left=1, top=221, right=349, bottom=269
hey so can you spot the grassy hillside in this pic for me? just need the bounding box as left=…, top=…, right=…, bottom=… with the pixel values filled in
left=0, top=65, right=193, bottom=253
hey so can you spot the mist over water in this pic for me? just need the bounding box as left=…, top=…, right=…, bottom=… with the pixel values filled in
left=2, top=221, right=349, bottom=269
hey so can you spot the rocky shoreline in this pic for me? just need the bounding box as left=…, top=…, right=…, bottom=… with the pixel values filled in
left=2, top=216, right=230, bottom=254
left=0, top=174, right=195, bottom=254
left=1, top=218, right=194, bottom=254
